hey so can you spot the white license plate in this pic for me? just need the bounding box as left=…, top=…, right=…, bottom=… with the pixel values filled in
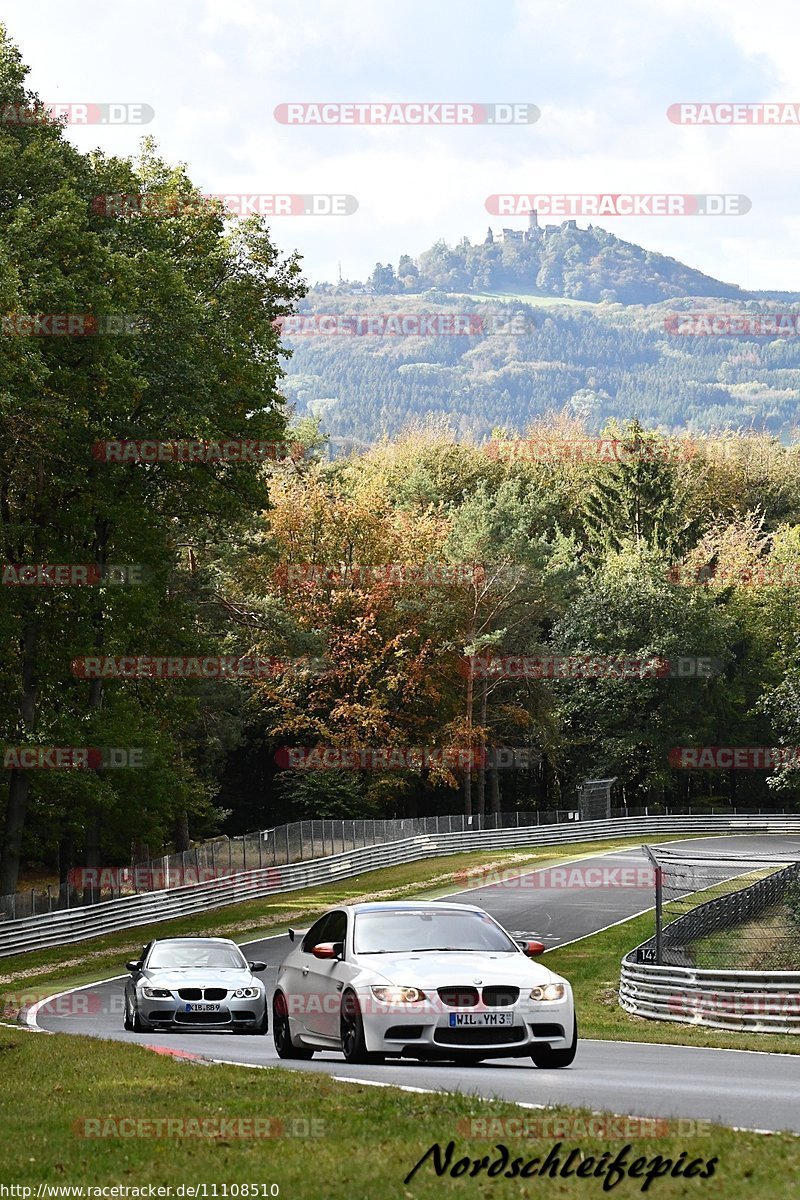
left=186, top=1003, right=220, bottom=1013
left=449, top=1012, right=513, bottom=1027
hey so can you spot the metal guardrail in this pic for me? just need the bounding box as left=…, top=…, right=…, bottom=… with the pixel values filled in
left=619, top=962, right=800, bottom=1034
left=2, top=813, right=799, bottom=959
left=620, top=852, right=800, bottom=1033
left=0, top=809, right=583, bottom=920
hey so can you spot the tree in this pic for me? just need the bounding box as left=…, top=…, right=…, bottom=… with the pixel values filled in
left=0, top=27, right=305, bottom=892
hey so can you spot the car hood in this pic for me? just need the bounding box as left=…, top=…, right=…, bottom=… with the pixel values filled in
left=141, top=968, right=258, bottom=989
left=357, top=952, right=565, bottom=988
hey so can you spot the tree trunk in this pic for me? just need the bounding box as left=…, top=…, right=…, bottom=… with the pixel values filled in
left=0, top=618, right=39, bottom=895
left=476, top=681, right=487, bottom=817
left=175, top=809, right=190, bottom=853
left=489, top=763, right=501, bottom=815
left=464, top=667, right=473, bottom=817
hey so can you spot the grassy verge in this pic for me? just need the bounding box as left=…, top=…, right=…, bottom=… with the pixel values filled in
left=0, top=1023, right=797, bottom=1195
left=0, top=836, right=686, bottom=1001
left=691, top=906, right=798, bottom=970
left=546, top=911, right=800, bottom=1055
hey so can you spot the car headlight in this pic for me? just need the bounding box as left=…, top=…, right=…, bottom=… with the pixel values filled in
left=234, top=987, right=260, bottom=999
left=370, top=986, right=427, bottom=1004
left=142, top=987, right=172, bottom=999
left=530, top=983, right=567, bottom=1002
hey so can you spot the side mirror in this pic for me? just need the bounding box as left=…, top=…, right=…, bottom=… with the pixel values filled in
left=248, top=961, right=267, bottom=972
left=125, top=961, right=142, bottom=972
left=311, top=942, right=341, bottom=960
left=522, top=940, right=546, bottom=957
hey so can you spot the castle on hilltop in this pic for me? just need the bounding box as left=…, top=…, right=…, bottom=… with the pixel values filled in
left=485, top=209, right=578, bottom=244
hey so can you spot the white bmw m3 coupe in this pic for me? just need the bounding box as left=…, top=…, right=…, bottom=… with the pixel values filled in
left=272, top=900, right=577, bottom=1066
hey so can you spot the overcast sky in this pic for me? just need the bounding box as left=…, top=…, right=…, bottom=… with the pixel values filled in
left=3, top=0, right=800, bottom=291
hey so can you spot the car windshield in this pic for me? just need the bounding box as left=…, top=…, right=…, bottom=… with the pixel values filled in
left=147, top=943, right=247, bottom=970
left=353, top=909, right=518, bottom=954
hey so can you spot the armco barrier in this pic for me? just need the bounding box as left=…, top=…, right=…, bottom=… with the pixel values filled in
left=619, top=962, right=800, bottom=1034
left=2, top=813, right=800, bottom=959
left=620, top=851, right=800, bottom=1034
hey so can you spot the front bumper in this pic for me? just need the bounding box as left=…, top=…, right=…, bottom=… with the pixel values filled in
left=137, top=991, right=266, bottom=1030
left=359, top=991, right=574, bottom=1058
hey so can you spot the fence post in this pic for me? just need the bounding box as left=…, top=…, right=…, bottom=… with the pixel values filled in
left=285, top=825, right=290, bottom=865
left=644, top=845, right=663, bottom=965
left=310, top=822, right=315, bottom=859
left=228, top=840, right=232, bottom=875
left=31, top=888, right=35, bottom=917
left=258, top=833, right=263, bottom=870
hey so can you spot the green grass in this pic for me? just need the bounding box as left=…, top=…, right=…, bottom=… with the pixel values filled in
left=1, top=1023, right=798, bottom=1195
left=546, top=910, right=800, bottom=1055
left=691, top=905, right=798, bottom=971
left=0, top=836, right=687, bottom=1004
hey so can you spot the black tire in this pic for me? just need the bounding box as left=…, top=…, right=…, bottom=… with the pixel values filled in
left=530, top=1016, right=577, bottom=1068
left=123, top=992, right=134, bottom=1031
left=340, top=991, right=384, bottom=1065
left=273, top=993, right=314, bottom=1059
left=250, top=1007, right=269, bottom=1035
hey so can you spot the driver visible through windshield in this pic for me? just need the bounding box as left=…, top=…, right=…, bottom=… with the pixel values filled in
left=353, top=908, right=519, bottom=954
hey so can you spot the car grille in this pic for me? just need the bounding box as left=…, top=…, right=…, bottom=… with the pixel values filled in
left=437, top=987, right=480, bottom=1008
left=437, top=986, right=520, bottom=1008
left=177, top=988, right=228, bottom=1001
left=174, top=1010, right=230, bottom=1024
left=434, top=1026, right=525, bottom=1047
left=482, top=986, right=519, bottom=1007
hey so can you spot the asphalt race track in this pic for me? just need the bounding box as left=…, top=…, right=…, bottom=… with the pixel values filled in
left=33, top=834, right=800, bottom=1134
